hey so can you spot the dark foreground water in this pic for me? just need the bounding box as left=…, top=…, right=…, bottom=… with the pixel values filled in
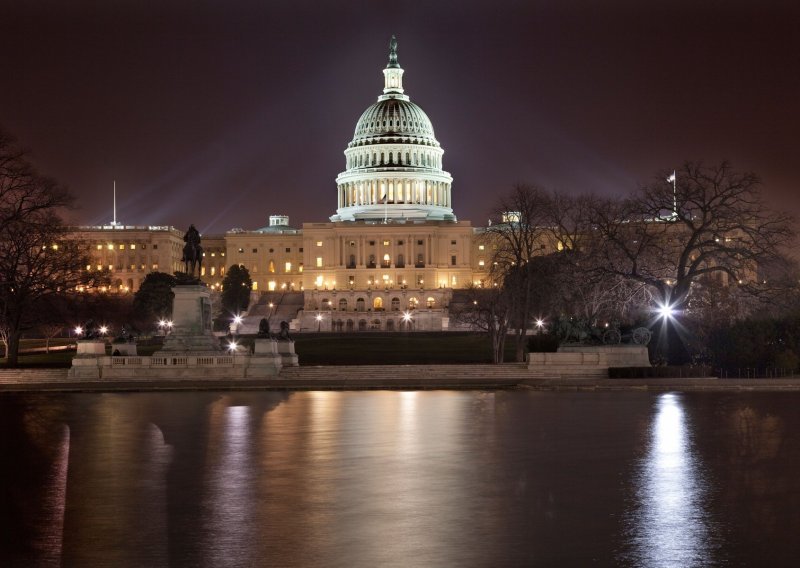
left=1, top=390, right=799, bottom=567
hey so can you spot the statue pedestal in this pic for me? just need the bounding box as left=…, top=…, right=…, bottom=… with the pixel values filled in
left=276, top=341, right=299, bottom=367
left=246, top=338, right=282, bottom=377
left=161, top=285, right=221, bottom=353
left=76, top=340, right=106, bottom=356
left=111, top=343, right=138, bottom=356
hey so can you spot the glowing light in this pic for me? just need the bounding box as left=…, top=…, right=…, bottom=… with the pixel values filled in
left=315, top=313, right=323, bottom=322
left=233, top=315, right=243, bottom=325
left=657, top=303, right=675, bottom=319
left=402, top=311, right=413, bottom=322
left=74, top=326, right=83, bottom=335
left=535, top=318, right=545, bottom=329
left=99, top=325, right=108, bottom=335
left=227, top=341, right=238, bottom=352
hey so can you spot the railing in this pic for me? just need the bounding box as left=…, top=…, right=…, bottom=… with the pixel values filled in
left=108, top=355, right=239, bottom=368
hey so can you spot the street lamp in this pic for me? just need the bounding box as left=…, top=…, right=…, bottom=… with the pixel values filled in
left=315, top=312, right=323, bottom=332
left=99, top=325, right=109, bottom=337
left=657, top=303, right=675, bottom=319
left=232, top=314, right=243, bottom=336
left=74, top=325, right=83, bottom=337
left=535, top=318, right=545, bottom=334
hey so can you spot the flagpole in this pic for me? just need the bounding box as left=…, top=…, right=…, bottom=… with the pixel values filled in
left=113, top=180, right=117, bottom=225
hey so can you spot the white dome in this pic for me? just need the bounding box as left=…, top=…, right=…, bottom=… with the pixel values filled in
left=331, top=37, right=454, bottom=223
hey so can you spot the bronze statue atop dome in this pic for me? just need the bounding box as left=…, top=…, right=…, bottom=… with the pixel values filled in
left=388, top=35, right=399, bottom=68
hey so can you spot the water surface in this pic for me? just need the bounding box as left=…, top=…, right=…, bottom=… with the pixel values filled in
left=1, top=390, right=798, bottom=567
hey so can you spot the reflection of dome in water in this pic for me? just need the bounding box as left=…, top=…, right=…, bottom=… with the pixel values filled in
left=331, top=36, right=454, bottom=223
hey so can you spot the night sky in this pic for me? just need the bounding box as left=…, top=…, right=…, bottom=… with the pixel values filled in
left=3, top=0, right=798, bottom=234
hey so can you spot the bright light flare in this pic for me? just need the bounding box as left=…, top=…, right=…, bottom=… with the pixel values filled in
left=233, top=315, right=243, bottom=325
left=315, top=313, right=323, bottom=322
left=227, top=341, right=238, bottom=353
left=99, top=325, right=108, bottom=335
left=402, top=311, right=413, bottom=322
left=74, top=326, right=83, bottom=336
left=535, top=318, right=545, bottom=329
left=657, top=303, right=675, bottom=319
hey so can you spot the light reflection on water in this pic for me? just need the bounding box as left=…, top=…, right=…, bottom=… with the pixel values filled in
left=623, top=393, right=718, bottom=567
left=2, top=390, right=799, bottom=566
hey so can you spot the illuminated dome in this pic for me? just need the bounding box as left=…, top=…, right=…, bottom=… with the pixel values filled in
left=351, top=99, right=438, bottom=147
left=331, top=36, right=454, bottom=223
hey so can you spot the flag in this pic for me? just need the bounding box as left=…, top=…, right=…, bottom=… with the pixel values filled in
left=667, top=171, right=676, bottom=183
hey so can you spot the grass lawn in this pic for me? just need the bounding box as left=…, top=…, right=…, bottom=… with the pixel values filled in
left=290, top=332, right=512, bottom=365
left=2, top=333, right=517, bottom=367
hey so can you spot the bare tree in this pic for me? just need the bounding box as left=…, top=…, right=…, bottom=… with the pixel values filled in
left=483, top=184, right=551, bottom=361
left=39, top=323, right=64, bottom=354
left=589, top=161, right=795, bottom=311
left=0, top=131, right=97, bottom=365
left=452, top=286, right=511, bottom=364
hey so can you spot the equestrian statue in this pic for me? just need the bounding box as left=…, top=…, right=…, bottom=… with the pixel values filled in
left=182, top=224, right=204, bottom=279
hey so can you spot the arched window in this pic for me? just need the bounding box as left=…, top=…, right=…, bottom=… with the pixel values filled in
left=396, top=254, right=404, bottom=268
left=386, top=319, right=395, bottom=331
left=391, top=297, right=400, bottom=311
left=339, top=298, right=348, bottom=311
left=427, top=297, right=436, bottom=308
left=388, top=152, right=393, bottom=164
left=373, top=297, right=383, bottom=310
left=358, top=319, right=367, bottom=331
left=370, top=319, right=381, bottom=330
left=346, top=319, right=354, bottom=332
left=382, top=253, right=391, bottom=267
left=268, top=260, right=275, bottom=273
left=321, top=298, right=331, bottom=311
left=356, top=298, right=366, bottom=311
left=408, top=297, right=419, bottom=310
left=335, top=320, right=344, bottom=332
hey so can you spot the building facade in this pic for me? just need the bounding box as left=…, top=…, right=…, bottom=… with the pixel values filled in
left=75, top=39, right=495, bottom=331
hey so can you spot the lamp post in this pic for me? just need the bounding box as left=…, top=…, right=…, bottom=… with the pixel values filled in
left=316, top=312, right=323, bottom=332
left=233, top=314, right=243, bottom=337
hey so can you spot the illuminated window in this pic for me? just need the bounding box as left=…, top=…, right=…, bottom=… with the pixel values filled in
left=201, top=267, right=206, bottom=276
left=316, top=241, right=323, bottom=247
left=316, top=257, right=323, bottom=268
left=107, top=244, right=114, bottom=250
left=210, top=252, right=215, bottom=257
left=130, top=244, right=136, bottom=250
left=108, top=264, right=113, bottom=271
left=211, top=267, right=216, bottom=276
left=315, top=275, right=323, bottom=287
left=268, top=260, right=275, bottom=273
left=152, top=263, right=158, bottom=270
left=478, top=259, right=485, bottom=266
left=238, top=248, right=244, bottom=253
left=119, top=244, right=125, bottom=250
left=96, top=244, right=102, bottom=250
left=285, top=262, right=292, bottom=272
left=86, top=264, right=91, bottom=271
left=451, top=275, right=457, bottom=286
left=298, top=263, right=303, bottom=273
left=220, top=266, right=225, bottom=275
left=129, top=264, right=135, bottom=270
left=221, top=252, right=225, bottom=257
left=383, top=240, right=390, bottom=246
left=478, top=245, right=485, bottom=251
left=268, top=281, right=276, bottom=291
left=252, top=282, right=258, bottom=290
left=96, top=264, right=102, bottom=270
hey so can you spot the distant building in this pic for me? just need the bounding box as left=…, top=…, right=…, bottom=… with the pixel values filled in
left=72, top=40, right=497, bottom=331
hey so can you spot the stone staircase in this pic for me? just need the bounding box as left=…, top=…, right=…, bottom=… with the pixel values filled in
left=277, top=363, right=532, bottom=388
left=239, top=292, right=304, bottom=334
left=0, top=368, right=69, bottom=384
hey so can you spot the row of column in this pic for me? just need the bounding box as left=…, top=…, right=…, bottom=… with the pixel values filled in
left=334, top=235, right=435, bottom=268
left=338, top=179, right=451, bottom=209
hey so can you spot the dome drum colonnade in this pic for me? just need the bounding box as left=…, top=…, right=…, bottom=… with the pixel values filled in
left=331, top=36, right=455, bottom=222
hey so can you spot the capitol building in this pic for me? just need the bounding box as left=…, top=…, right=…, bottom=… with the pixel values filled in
left=74, top=39, right=516, bottom=332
